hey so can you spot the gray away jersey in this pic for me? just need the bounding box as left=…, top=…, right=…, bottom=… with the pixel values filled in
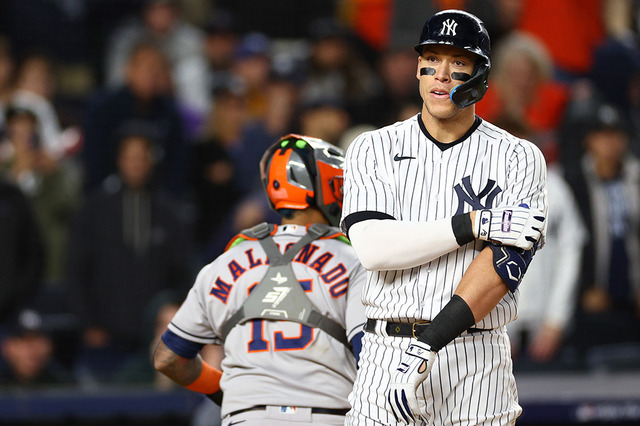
left=341, top=114, right=547, bottom=329
left=168, top=224, right=367, bottom=417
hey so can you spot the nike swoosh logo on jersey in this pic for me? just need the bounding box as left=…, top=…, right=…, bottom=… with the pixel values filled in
left=394, top=154, right=415, bottom=161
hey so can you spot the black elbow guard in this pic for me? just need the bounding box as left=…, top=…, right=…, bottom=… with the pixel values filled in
left=488, top=243, right=536, bottom=292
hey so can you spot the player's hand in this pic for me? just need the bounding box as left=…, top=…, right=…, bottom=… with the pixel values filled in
left=387, top=341, right=436, bottom=423
left=474, top=206, right=544, bottom=250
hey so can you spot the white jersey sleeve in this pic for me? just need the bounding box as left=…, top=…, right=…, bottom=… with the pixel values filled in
left=341, top=130, right=397, bottom=229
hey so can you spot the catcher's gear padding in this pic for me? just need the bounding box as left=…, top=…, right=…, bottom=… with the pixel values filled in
left=219, top=222, right=351, bottom=348
left=260, top=134, right=345, bottom=226
left=414, top=9, right=491, bottom=108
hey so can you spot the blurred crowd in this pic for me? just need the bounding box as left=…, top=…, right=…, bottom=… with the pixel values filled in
left=0, top=0, right=639, bottom=399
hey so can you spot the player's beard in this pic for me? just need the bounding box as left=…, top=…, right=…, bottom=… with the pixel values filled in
left=419, top=80, right=461, bottom=120
left=422, top=96, right=475, bottom=125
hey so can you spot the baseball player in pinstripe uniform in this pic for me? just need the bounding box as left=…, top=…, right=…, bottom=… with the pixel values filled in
left=340, top=10, right=547, bottom=425
left=153, top=134, right=367, bottom=425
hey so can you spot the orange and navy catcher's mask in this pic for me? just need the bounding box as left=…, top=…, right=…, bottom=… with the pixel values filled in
left=259, top=134, right=345, bottom=227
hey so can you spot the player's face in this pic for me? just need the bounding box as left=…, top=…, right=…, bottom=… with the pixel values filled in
left=416, top=45, right=477, bottom=120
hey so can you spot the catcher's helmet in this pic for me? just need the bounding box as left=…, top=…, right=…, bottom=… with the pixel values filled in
left=414, top=9, right=491, bottom=108
left=260, top=134, right=345, bottom=226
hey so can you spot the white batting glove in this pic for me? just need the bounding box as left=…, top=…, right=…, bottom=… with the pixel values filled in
left=387, top=341, right=437, bottom=423
left=474, top=206, right=545, bottom=250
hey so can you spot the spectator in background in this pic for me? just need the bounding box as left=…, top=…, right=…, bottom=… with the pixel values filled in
left=261, top=74, right=300, bottom=138
left=192, top=77, right=292, bottom=260
left=475, top=32, right=569, bottom=162
left=0, top=105, right=81, bottom=288
left=496, top=116, right=587, bottom=369
left=231, top=32, right=273, bottom=123
left=0, top=37, right=15, bottom=127
left=0, top=307, right=73, bottom=387
left=82, top=41, right=189, bottom=197
left=191, top=83, right=246, bottom=258
left=105, top=0, right=208, bottom=119
left=563, top=103, right=640, bottom=367
left=297, top=98, right=351, bottom=146
left=68, top=132, right=193, bottom=384
left=367, top=46, right=422, bottom=127
left=0, top=174, right=43, bottom=323
left=10, top=52, right=81, bottom=160
left=300, top=18, right=381, bottom=125
left=588, top=37, right=640, bottom=157
left=203, top=10, right=239, bottom=102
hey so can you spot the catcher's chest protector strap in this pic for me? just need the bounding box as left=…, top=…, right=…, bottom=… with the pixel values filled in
left=219, top=222, right=351, bottom=349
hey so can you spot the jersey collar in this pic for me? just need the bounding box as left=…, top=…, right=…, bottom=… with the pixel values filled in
left=417, top=114, right=482, bottom=151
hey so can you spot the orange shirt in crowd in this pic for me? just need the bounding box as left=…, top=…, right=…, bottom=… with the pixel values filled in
left=475, top=82, right=570, bottom=132
left=518, top=0, right=605, bottom=75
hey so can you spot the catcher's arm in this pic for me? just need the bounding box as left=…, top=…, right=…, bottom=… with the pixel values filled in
left=153, top=339, right=222, bottom=403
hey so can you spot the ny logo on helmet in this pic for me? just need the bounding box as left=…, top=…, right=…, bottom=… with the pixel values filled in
left=440, top=19, right=458, bottom=36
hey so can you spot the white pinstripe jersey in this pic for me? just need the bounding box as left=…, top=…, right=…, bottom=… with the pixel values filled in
left=168, top=224, right=367, bottom=417
left=341, top=114, right=547, bottom=329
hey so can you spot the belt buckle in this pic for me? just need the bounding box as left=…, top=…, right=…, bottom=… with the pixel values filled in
left=411, top=321, right=430, bottom=339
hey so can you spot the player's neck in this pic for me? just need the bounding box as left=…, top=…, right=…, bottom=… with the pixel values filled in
left=421, top=107, right=477, bottom=144
left=281, top=208, right=329, bottom=227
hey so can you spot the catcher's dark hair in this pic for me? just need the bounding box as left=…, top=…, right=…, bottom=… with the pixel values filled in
left=126, top=38, right=166, bottom=65
left=277, top=208, right=296, bottom=219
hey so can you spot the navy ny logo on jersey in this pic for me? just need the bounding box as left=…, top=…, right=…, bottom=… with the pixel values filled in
left=454, top=176, right=502, bottom=214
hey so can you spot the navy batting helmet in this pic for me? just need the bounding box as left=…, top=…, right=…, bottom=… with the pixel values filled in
left=414, top=9, right=491, bottom=108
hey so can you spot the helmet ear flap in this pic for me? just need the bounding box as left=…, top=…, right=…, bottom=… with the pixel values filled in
left=450, top=61, right=490, bottom=108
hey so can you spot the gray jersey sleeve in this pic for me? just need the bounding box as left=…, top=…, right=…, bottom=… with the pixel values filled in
left=168, top=263, right=222, bottom=345
left=345, top=256, right=367, bottom=341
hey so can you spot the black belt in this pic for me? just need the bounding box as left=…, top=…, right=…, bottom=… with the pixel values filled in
left=228, top=405, right=349, bottom=418
left=364, top=318, right=488, bottom=338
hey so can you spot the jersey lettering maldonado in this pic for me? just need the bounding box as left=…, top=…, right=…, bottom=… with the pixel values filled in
left=210, top=242, right=350, bottom=304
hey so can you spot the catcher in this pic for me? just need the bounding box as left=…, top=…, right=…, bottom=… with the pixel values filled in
left=153, top=134, right=366, bottom=425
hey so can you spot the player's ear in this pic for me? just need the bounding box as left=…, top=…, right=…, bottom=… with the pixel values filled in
left=416, top=56, right=423, bottom=80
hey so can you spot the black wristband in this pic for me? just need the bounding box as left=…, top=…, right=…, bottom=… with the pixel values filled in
left=451, top=212, right=475, bottom=246
left=417, top=295, right=476, bottom=352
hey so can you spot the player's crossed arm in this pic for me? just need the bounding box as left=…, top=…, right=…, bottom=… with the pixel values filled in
left=346, top=205, right=545, bottom=271
left=387, top=247, right=520, bottom=423
left=470, top=205, right=545, bottom=250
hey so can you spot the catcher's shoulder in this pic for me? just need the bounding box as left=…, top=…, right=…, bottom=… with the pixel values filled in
left=224, top=223, right=351, bottom=252
left=320, top=226, right=352, bottom=246
left=224, top=223, right=276, bottom=252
